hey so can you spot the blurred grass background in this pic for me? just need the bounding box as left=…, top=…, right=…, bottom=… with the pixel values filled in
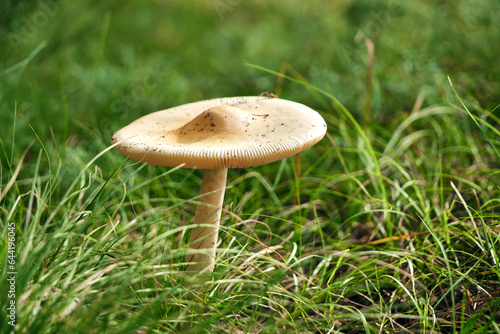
left=1, top=0, right=500, bottom=333
left=2, top=0, right=499, bottom=153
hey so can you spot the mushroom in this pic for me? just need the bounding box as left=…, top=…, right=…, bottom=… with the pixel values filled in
left=111, top=96, right=326, bottom=274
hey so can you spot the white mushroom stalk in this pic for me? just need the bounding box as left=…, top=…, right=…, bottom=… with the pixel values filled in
left=186, top=167, right=227, bottom=273
left=111, top=96, right=327, bottom=275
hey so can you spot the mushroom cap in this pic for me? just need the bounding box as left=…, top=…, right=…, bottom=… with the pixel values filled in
left=111, top=96, right=327, bottom=169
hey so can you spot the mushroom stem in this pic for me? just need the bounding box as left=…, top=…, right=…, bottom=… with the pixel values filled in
left=186, top=167, right=228, bottom=274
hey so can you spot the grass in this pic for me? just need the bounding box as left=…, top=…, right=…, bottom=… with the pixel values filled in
left=1, top=0, right=500, bottom=333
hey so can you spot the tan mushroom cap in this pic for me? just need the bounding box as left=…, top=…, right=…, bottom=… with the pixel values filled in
left=111, top=96, right=327, bottom=169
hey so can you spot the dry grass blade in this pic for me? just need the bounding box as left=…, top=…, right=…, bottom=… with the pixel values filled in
left=0, top=140, right=33, bottom=203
